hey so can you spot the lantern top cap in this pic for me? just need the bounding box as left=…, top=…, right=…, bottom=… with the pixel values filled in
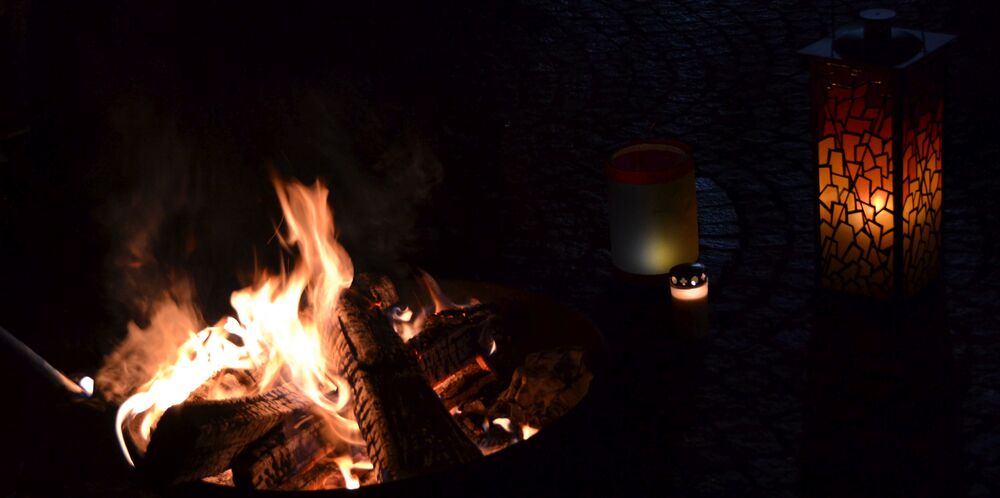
left=607, top=139, right=694, bottom=185
left=799, top=9, right=954, bottom=69
left=860, top=8, right=895, bottom=21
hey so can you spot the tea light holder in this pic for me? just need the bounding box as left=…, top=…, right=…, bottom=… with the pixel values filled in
left=669, top=262, right=709, bottom=337
left=608, top=139, right=699, bottom=275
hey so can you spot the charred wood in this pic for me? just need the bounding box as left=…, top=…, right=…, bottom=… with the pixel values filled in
left=354, top=273, right=401, bottom=311
left=139, top=384, right=310, bottom=484
left=407, top=305, right=510, bottom=385
left=230, top=409, right=333, bottom=490
left=433, top=359, right=497, bottom=409
left=330, top=285, right=482, bottom=482
left=489, top=348, right=592, bottom=428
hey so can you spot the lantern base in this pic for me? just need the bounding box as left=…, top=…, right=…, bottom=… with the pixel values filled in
left=817, top=277, right=946, bottom=337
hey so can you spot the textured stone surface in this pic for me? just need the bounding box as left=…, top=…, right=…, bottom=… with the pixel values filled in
left=412, top=1, right=999, bottom=496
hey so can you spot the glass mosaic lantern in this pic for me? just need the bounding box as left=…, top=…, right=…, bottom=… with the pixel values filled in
left=800, top=9, right=954, bottom=299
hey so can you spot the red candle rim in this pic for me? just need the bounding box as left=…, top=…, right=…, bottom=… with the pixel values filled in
left=607, top=139, right=694, bottom=185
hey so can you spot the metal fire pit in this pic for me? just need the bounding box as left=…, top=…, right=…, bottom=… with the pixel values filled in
left=173, top=279, right=605, bottom=497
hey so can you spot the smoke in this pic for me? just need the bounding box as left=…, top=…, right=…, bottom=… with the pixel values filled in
left=94, top=86, right=443, bottom=399
left=274, top=88, right=444, bottom=274
left=97, top=95, right=203, bottom=324
left=92, top=95, right=207, bottom=402
left=95, top=281, right=204, bottom=404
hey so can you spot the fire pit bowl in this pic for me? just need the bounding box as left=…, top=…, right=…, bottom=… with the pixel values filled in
left=171, top=278, right=605, bottom=496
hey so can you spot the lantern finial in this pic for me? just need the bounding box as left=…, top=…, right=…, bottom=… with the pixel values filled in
left=860, top=8, right=895, bottom=43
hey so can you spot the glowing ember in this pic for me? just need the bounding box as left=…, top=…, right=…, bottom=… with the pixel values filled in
left=492, top=417, right=513, bottom=432
left=475, top=355, right=492, bottom=372
left=112, top=177, right=360, bottom=468
left=390, top=270, right=480, bottom=342
left=332, top=455, right=361, bottom=490
left=521, top=424, right=539, bottom=440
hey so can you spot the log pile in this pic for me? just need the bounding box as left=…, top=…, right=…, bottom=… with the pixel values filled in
left=126, top=274, right=592, bottom=490
left=407, top=305, right=504, bottom=386
left=406, top=304, right=514, bottom=409
left=329, top=282, right=483, bottom=482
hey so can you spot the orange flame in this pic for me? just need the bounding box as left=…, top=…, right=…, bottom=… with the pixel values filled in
left=332, top=454, right=372, bottom=490
left=521, top=424, right=539, bottom=440
left=114, top=177, right=363, bottom=468
left=492, top=417, right=512, bottom=432
left=390, top=270, right=479, bottom=341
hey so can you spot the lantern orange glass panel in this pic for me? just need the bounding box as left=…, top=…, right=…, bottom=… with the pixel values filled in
left=801, top=9, right=953, bottom=299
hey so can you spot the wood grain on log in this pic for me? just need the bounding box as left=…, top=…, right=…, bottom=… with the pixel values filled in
left=139, top=384, right=310, bottom=484
left=354, top=273, right=400, bottom=311
left=231, top=409, right=333, bottom=490
left=331, top=285, right=482, bottom=482
left=433, top=359, right=497, bottom=409
left=406, top=305, right=504, bottom=386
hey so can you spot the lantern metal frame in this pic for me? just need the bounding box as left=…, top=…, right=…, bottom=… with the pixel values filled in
left=800, top=16, right=954, bottom=300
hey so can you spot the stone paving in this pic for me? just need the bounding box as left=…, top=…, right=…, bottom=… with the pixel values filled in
left=415, top=1, right=1000, bottom=496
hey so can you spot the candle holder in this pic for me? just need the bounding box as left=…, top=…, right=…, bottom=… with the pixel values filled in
left=669, top=262, right=709, bottom=338
left=607, top=139, right=699, bottom=276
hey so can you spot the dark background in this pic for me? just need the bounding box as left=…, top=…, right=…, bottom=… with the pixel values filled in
left=2, top=1, right=999, bottom=497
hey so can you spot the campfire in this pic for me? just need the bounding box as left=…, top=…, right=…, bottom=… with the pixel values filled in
left=88, top=176, right=594, bottom=490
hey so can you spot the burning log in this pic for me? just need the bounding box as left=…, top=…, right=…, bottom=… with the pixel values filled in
left=406, top=305, right=506, bottom=385
left=355, top=273, right=401, bottom=310
left=403, top=304, right=514, bottom=409
left=433, top=359, right=497, bottom=409
left=349, top=274, right=502, bottom=408
left=230, top=409, right=333, bottom=490
left=138, top=384, right=310, bottom=484
left=331, top=284, right=482, bottom=482
left=188, top=367, right=260, bottom=402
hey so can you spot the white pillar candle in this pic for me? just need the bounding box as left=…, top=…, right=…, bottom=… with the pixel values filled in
left=608, top=140, right=699, bottom=275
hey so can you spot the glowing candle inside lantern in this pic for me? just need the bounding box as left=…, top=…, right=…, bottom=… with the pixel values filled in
left=608, top=140, right=699, bottom=275
left=669, top=263, right=709, bottom=337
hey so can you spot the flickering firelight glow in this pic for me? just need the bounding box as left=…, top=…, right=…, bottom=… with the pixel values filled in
left=111, top=177, right=364, bottom=471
